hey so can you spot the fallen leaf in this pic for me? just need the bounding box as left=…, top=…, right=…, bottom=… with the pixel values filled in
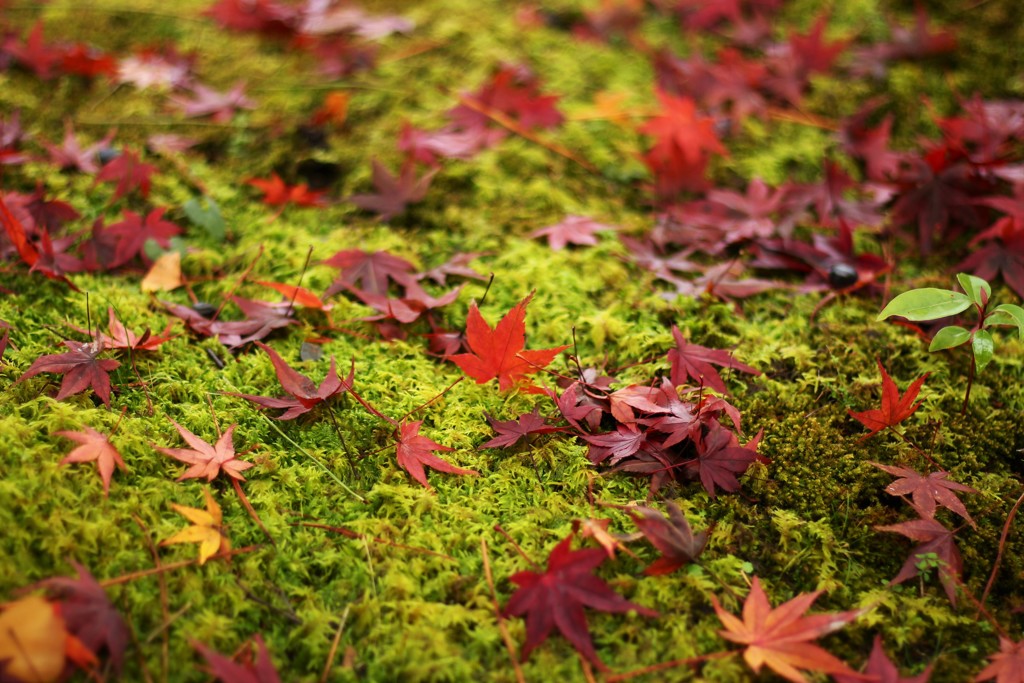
left=848, top=360, right=929, bottom=439
left=530, top=215, right=615, bottom=251
left=667, top=325, right=760, bottom=394
left=870, top=462, right=977, bottom=527
left=193, top=634, right=282, bottom=683
left=141, top=250, right=183, bottom=292
left=627, top=500, right=709, bottom=575
left=156, top=419, right=253, bottom=482
left=55, top=426, right=127, bottom=496
left=16, top=339, right=121, bottom=406
left=0, top=594, right=67, bottom=683
left=161, top=488, right=230, bottom=565
left=394, top=420, right=477, bottom=489
left=348, top=159, right=437, bottom=221
left=976, top=637, right=1024, bottom=683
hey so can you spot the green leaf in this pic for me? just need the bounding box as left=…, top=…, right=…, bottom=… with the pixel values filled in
left=877, top=289, right=972, bottom=322
left=987, top=303, right=1024, bottom=340
left=929, top=325, right=971, bottom=352
left=956, top=273, right=991, bottom=307
left=183, top=197, right=226, bottom=242
left=972, top=329, right=995, bottom=371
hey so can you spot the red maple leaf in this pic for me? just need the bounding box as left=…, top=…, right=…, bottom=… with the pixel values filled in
left=503, top=535, right=657, bottom=669
left=95, top=150, right=157, bottom=201
left=205, top=0, right=296, bottom=36
left=479, top=408, right=566, bottom=449
left=228, top=341, right=353, bottom=420
left=3, top=22, right=65, bottom=79
left=529, top=215, right=615, bottom=251
left=322, top=248, right=417, bottom=297
left=449, top=63, right=563, bottom=133
left=348, top=160, right=437, bottom=221
left=16, top=339, right=121, bottom=406
left=55, top=426, right=128, bottom=496
left=640, top=91, right=726, bottom=196
left=193, top=634, right=281, bottom=683
left=36, top=560, right=129, bottom=674
left=711, top=575, right=863, bottom=683
left=60, top=44, right=118, bottom=79
left=848, top=360, right=929, bottom=439
left=247, top=173, right=326, bottom=209
left=105, top=207, right=182, bottom=267
left=876, top=516, right=962, bottom=605
left=44, top=121, right=116, bottom=174
left=91, top=308, right=176, bottom=352
left=416, top=252, right=487, bottom=286
left=627, top=500, right=709, bottom=575
left=976, top=638, right=1024, bottom=683
left=393, top=419, right=477, bottom=489
left=156, top=419, right=253, bottom=482
left=870, top=462, right=977, bottom=527
left=667, top=325, right=760, bottom=394
left=450, top=292, right=568, bottom=392
left=834, top=634, right=933, bottom=683
left=684, top=422, right=763, bottom=498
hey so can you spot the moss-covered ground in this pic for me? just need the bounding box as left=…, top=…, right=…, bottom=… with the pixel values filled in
left=1, top=0, right=1024, bottom=681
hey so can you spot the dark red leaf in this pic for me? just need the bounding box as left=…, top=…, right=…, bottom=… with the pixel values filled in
left=627, top=500, right=709, bottom=575
left=16, top=339, right=120, bottom=406
left=503, top=535, right=657, bottom=669
left=193, top=634, right=281, bottom=683
left=348, top=159, right=437, bottom=221
left=834, top=634, right=933, bottom=683
left=876, top=517, right=962, bottom=605
left=95, top=150, right=157, bottom=201
left=322, top=248, right=417, bottom=297
left=105, top=207, right=182, bottom=267
left=870, top=462, right=977, bottom=527
left=684, top=423, right=762, bottom=498
left=667, top=325, right=760, bottom=394
left=480, top=408, right=566, bottom=449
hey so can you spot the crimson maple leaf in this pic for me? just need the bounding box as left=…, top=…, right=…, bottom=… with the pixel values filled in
left=95, top=150, right=157, bottom=201
left=450, top=292, right=568, bottom=392
left=870, top=462, right=977, bottom=527
left=16, top=339, right=120, bottom=406
left=627, top=500, right=709, bottom=575
left=529, top=215, right=615, bottom=251
left=205, top=0, right=296, bottom=36
left=35, top=560, right=129, bottom=674
left=684, top=423, right=763, bottom=498
left=247, top=173, right=326, bottom=209
left=91, top=308, right=176, bottom=352
left=449, top=63, right=564, bottom=133
left=479, top=408, right=566, bottom=448
left=322, top=248, right=416, bottom=297
left=835, top=634, right=933, bottom=683
left=976, top=638, right=1024, bottom=683
left=228, top=342, right=353, bottom=420
left=105, top=207, right=182, bottom=267
left=193, top=634, right=281, bottom=683
left=876, top=516, right=962, bottom=605
left=348, top=159, right=437, bottom=221
left=44, top=121, right=116, bottom=174
left=394, top=420, right=477, bottom=489
left=3, top=22, right=64, bottom=79
left=55, top=426, right=128, bottom=496
left=711, top=576, right=863, bottom=683
left=156, top=419, right=253, bottom=482
left=503, top=535, right=658, bottom=669
left=667, top=326, right=760, bottom=394
left=848, top=360, right=929, bottom=439
left=640, top=90, right=725, bottom=196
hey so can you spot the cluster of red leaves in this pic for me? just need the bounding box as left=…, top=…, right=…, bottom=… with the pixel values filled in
left=1, top=22, right=116, bottom=80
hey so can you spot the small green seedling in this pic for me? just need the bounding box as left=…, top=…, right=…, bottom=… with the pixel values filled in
left=877, top=273, right=1024, bottom=410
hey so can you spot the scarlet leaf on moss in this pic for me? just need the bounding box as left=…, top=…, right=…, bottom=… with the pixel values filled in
left=503, top=535, right=657, bottom=669
left=16, top=339, right=120, bottom=406
left=394, top=420, right=477, bottom=489
left=848, top=360, right=929, bottom=439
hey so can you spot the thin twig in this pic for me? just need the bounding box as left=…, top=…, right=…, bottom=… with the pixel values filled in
left=99, top=545, right=262, bottom=587
left=231, top=478, right=275, bottom=545
left=294, top=522, right=456, bottom=561
left=981, top=487, right=1024, bottom=610
left=481, top=538, right=526, bottom=683
left=319, top=605, right=351, bottom=683
left=131, top=514, right=169, bottom=683
left=493, top=525, right=540, bottom=570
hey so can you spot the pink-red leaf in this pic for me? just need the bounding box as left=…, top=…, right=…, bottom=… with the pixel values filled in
left=667, top=326, right=760, bottom=394
left=870, top=462, right=977, bottom=527
left=394, top=420, right=477, bottom=489
left=156, top=419, right=253, bottom=482
left=55, top=426, right=127, bottom=496
left=16, top=339, right=120, bottom=406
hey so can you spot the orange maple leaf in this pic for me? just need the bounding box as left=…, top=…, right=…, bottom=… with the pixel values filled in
left=848, top=359, right=929, bottom=439
left=711, top=576, right=864, bottom=683
left=55, top=426, right=128, bottom=497
left=450, top=292, right=567, bottom=392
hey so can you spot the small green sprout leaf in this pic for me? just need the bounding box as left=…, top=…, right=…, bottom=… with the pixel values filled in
left=929, top=325, right=971, bottom=352
left=956, top=272, right=991, bottom=307
left=877, top=288, right=972, bottom=322
left=988, top=303, right=1024, bottom=340
left=973, top=329, right=995, bottom=370
left=184, top=196, right=226, bottom=242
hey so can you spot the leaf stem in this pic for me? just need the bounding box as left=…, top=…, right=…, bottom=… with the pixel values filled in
left=980, top=487, right=1024, bottom=611
left=260, top=414, right=367, bottom=503
left=481, top=538, right=526, bottom=683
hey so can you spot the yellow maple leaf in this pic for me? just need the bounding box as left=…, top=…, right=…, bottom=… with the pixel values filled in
left=161, top=488, right=229, bottom=564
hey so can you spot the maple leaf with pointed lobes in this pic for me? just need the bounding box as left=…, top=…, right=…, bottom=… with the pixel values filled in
left=574, top=517, right=626, bottom=559
left=247, top=173, right=327, bottom=208
left=349, top=160, right=438, bottom=221
left=530, top=215, right=615, bottom=251
left=55, top=426, right=127, bottom=497
left=870, top=462, right=978, bottom=527
left=394, top=420, right=477, bottom=489
left=479, top=408, right=566, bottom=448
left=161, top=488, right=230, bottom=565
left=36, top=561, right=129, bottom=674
left=640, top=91, right=726, bottom=196
left=16, top=339, right=120, bottom=406
left=976, top=638, right=1024, bottom=683
left=684, top=423, right=763, bottom=498
left=95, top=150, right=157, bottom=201
left=876, top=516, right=962, bottom=605
left=193, top=634, right=281, bottom=683
left=668, top=326, right=760, bottom=394
left=711, top=576, right=863, bottom=683
left=834, top=635, right=933, bottom=683
left=627, top=500, right=709, bottom=575
left=93, top=308, right=176, bottom=352
left=3, top=22, right=64, bottom=79
left=157, top=419, right=253, bottom=482
left=227, top=341, right=353, bottom=420
left=451, top=292, right=569, bottom=393
left=504, top=535, right=657, bottom=669
left=173, top=82, right=255, bottom=123
left=417, top=252, right=488, bottom=286
left=44, top=121, right=116, bottom=174
left=322, top=248, right=417, bottom=297
left=849, top=360, right=929, bottom=439
left=105, top=207, right=182, bottom=267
